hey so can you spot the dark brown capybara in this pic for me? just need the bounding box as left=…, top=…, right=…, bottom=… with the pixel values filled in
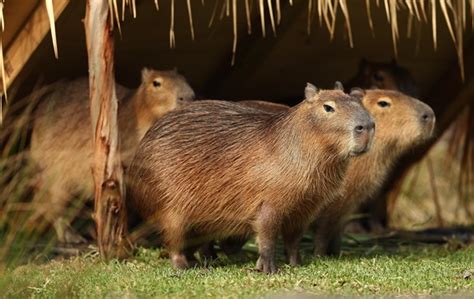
left=29, top=68, right=195, bottom=244
left=347, top=58, right=419, bottom=97
left=127, top=84, right=375, bottom=273
left=312, top=89, right=435, bottom=256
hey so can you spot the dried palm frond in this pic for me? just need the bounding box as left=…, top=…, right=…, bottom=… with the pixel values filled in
left=186, top=0, right=195, bottom=40
left=170, top=0, right=175, bottom=48
left=45, top=0, right=58, bottom=59
left=232, top=0, right=237, bottom=65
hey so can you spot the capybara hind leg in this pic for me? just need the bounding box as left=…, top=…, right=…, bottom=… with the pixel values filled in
left=47, top=186, right=86, bottom=244
left=282, top=225, right=305, bottom=266
left=198, top=241, right=218, bottom=260
left=29, top=185, right=85, bottom=244
left=254, top=203, right=281, bottom=274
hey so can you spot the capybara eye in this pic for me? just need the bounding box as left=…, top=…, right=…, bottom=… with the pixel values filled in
left=377, top=100, right=390, bottom=108
left=153, top=80, right=161, bottom=87
left=373, top=72, right=384, bottom=82
left=323, top=104, right=335, bottom=113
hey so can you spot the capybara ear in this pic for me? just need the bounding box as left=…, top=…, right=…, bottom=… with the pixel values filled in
left=141, top=68, right=151, bottom=82
left=350, top=87, right=365, bottom=101
left=334, top=81, right=344, bottom=91
left=305, top=83, right=318, bottom=102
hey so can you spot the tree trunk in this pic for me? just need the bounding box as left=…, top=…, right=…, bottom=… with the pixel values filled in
left=84, top=0, right=129, bottom=259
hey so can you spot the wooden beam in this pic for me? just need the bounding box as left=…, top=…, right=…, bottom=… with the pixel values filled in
left=0, top=0, right=70, bottom=94
left=85, top=0, right=129, bottom=260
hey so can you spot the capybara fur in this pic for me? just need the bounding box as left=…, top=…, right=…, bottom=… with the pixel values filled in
left=312, top=89, right=435, bottom=256
left=127, top=84, right=375, bottom=273
left=29, top=68, right=195, bottom=244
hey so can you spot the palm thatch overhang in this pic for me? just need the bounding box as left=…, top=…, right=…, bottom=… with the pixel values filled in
left=0, top=1, right=472, bottom=125
left=0, top=0, right=474, bottom=255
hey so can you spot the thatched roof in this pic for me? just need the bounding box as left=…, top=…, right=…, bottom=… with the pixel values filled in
left=0, top=0, right=473, bottom=109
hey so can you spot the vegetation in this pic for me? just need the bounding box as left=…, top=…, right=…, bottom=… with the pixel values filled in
left=0, top=238, right=473, bottom=298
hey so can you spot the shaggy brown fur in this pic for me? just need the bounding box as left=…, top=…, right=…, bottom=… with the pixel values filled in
left=29, top=68, right=194, bottom=244
left=312, top=89, right=435, bottom=256
left=127, top=86, right=375, bottom=273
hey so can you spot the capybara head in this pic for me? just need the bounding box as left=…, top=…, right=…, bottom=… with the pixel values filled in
left=137, top=68, right=195, bottom=117
left=303, top=83, right=375, bottom=157
left=350, top=59, right=419, bottom=97
left=361, top=89, right=435, bottom=150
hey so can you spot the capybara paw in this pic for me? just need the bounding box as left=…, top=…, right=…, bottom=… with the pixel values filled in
left=171, top=253, right=190, bottom=270
left=313, top=243, right=329, bottom=257
left=198, top=244, right=218, bottom=260
left=256, top=257, right=278, bottom=274
left=287, top=253, right=302, bottom=266
left=60, top=228, right=87, bottom=245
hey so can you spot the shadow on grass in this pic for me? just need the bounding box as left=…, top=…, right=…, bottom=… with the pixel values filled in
left=1, top=225, right=473, bottom=271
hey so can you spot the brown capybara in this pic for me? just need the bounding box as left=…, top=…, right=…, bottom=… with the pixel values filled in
left=29, top=68, right=195, bottom=244
left=127, top=84, right=375, bottom=273
left=346, top=59, right=420, bottom=231
left=312, top=89, right=435, bottom=256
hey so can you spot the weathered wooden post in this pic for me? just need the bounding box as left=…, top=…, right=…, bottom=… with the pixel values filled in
left=84, top=0, right=129, bottom=259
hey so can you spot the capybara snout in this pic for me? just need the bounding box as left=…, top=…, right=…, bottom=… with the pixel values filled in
left=350, top=104, right=375, bottom=156
left=415, top=100, right=435, bottom=136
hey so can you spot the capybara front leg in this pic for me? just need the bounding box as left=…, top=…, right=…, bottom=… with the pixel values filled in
left=312, top=217, right=343, bottom=257
left=282, top=224, right=306, bottom=266
left=254, top=203, right=281, bottom=274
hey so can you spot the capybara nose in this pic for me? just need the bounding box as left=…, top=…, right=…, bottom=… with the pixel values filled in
left=354, top=121, right=375, bottom=135
left=421, top=109, right=435, bottom=123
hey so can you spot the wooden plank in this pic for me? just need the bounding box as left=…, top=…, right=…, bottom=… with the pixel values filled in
left=1, top=0, right=70, bottom=94
left=85, top=0, right=129, bottom=259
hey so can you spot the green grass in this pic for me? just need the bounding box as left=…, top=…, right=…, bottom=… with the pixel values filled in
left=1, top=240, right=473, bottom=298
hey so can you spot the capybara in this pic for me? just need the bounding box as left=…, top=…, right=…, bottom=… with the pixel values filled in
left=347, top=58, right=419, bottom=97
left=346, top=59, right=421, bottom=232
left=29, top=68, right=195, bottom=244
left=312, top=89, right=435, bottom=256
left=127, top=84, right=375, bottom=273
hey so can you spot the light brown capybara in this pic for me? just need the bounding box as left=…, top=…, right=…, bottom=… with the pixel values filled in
left=312, top=89, right=435, bottom=256
left=29, top=68, right=195, bottom=244
left=127, top=84, right=375, bottom=273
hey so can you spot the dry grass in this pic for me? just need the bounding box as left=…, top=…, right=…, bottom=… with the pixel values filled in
left=392, top=109, right=474, bottom=229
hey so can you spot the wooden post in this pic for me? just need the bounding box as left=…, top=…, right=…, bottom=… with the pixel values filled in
left=84, top=0, right=129, bottom=259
